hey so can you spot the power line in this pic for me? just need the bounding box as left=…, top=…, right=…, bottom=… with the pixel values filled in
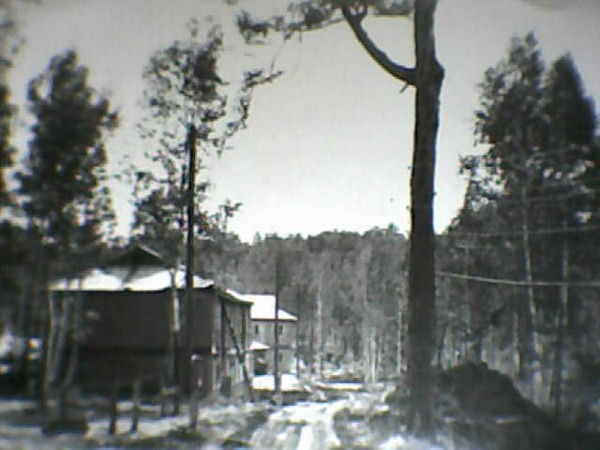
left=446, top=224, right=600, bottom=239
left=462, top=144, right=597, bottom=166
left=437, top=271, right=600, bottom=288
left=461, top=184, right=600, bottom=208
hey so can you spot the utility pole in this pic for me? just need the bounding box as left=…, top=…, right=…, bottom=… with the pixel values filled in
left=184, top=124, right=198, bottom=428
left=273, top=248, right=282, bottom=404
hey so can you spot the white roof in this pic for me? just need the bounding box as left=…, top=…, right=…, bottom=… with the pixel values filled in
left=50, top=266, right=213, bottom=292
left=250, top=340, right=270, bottom=351
left=227, top=292, right=297, bottom=321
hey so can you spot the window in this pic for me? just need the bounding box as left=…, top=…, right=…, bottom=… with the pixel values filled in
left=278, top=325, right=283, bottom=336
left=255, top=325, right=259, bottom=335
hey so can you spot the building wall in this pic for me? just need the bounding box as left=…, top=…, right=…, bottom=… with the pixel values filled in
left=212, top=299, right=251, bottom=395
left=70, top=287, right=252, bottom=395
left=252, top=320, right=297, bottom=374
left=78, top=290, right=171, bottom=351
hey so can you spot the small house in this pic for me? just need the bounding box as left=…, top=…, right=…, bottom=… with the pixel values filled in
left=50, top=246, right=252, bottom=398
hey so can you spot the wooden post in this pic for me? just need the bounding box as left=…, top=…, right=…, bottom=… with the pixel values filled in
left=185, top=124, right=198, bottom=429
left=220, top=299, right=227, bottom=384
left=108, top=382, right=118, bottom=436
left=295, top=313, right=300, bottom=377
left=130, top=379, right=141, bottom=433
left=273, top=249, right=281, bottom=403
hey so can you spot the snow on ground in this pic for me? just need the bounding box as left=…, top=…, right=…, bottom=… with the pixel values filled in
left=249, top=387, right=430, bottom=450
left=0, top=387, right=443, bottom=449
left=252, top=373, right=307, bottom=392
left=86, top=400, right=271, bottom=447
left=251, top=399, right=348, bottom=449
left=0, top=398, right=272, bottom=449
left=85, top=410, right=188, bottom=442
left=0, top=400, right=86, bottom=450
left=379, top=435, right=445, bottom=449
left=315, top=381, right=364, bottom=391
left=249, top=385, right=445, bottom=450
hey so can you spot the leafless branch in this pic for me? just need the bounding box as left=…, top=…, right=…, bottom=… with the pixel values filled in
left=341, top=5, right=416, bottom=86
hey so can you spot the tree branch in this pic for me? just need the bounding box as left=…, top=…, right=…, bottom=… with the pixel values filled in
left=341, top=5, right=416, bottom=86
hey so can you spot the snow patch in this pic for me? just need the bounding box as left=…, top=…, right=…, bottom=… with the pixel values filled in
left=252, top=374, right=307, bottom=392
left=378, top=435, right=445, bottom=449
left=315, top=381, right=364, bottom=391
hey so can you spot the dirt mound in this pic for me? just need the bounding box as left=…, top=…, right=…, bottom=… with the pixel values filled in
left=436, top=362, right=600, bottom=449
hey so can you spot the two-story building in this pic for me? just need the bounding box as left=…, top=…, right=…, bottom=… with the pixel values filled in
left=227, top=294, right=297, bottom=376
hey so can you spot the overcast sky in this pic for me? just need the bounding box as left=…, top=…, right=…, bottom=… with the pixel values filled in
left=8, top=0, right=600, bottom=242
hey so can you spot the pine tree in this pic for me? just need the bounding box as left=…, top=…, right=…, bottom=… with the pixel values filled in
left=18, top=49, right=117, bottom=266
left=17, top=49, right=117, bottom=411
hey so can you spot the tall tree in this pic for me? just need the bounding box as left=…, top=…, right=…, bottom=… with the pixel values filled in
left=0, top=84, right=13, bottom=209
left=134, top=23, right=279, bottom=263
left=133, top=23, right=280, bottom=424
left=19, top=49, right=117, bottom=264
left=453, top=35, right=598, bottom=415
left=474, top=34, right=545, bottom=386
left=237, top=0, right=443, bottom=434
left=17, top=49, right=117, bottom=409
left=0, top=0, right=17, bottom=210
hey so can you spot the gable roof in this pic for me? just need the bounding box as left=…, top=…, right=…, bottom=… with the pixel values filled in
left=50, top=245, right=213, bottom=292
left=107, top=244, right=165, bottom=267
left=50, top=266, right=213, bottom=292
left=226, top=292, right=297, bottom=322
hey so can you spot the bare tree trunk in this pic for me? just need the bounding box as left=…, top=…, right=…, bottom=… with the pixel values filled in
left=108, top=381, right=119, bottom=436
left=131, top=379, right=141, bottom=433
left=308, top=317, right=315, bottom=375
left=406, top=0, right=444, bottom=436
left=356, top=247, right=373, bottom=385
left=37, top=241, right=50, bottom=412
left=362, top=317, right=372, bottom=385
left=315, top=279, right=323, bottom=378
left=273, top=249, right=282, bottom=403
left=168, top=268, right=180, bottom=415
left=56, top=289, right=83, bottom=423
left=518, top=190, right=539, bottom=393
left=397, top=299, right=404, bottom=376
left=62, top=294, right=81, bottom=388
left=552, top=220, right=569, bottom=420
left=295, top=312, right=301, bottom=377
left=45, top=290, right=76, bottom=421
left=44, top=292, right=59, bottom=400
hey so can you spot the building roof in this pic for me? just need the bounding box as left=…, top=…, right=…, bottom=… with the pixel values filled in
left=50, top=266, right=213, bottom=292
left=227, top=292, right=297, bottom=322
left=107, top=244, right=164, bottom=267
left=50, top=245, right=214, bottom=292
left=249, top=340, right=270, bottom=351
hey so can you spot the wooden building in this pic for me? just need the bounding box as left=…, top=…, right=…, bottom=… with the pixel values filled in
left=226, top=294, right=298, bottom=376
left=50, top=246, right=252, bottom=398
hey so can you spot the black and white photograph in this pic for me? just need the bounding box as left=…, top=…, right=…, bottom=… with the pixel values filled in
left=1, top=0, right=599, bottom=448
